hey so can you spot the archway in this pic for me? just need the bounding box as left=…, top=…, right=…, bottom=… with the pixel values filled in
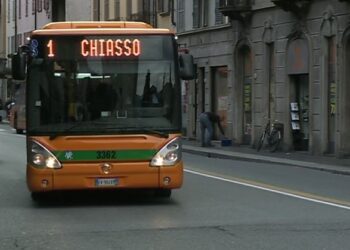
left=238, top=45, right=253, bottom=145
left=287, top=38, right=309, bottom=151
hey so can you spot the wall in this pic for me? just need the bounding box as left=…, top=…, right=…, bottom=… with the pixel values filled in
left=65, top=0, right=93, bottom=21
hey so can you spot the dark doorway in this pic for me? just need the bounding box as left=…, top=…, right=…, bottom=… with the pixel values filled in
left=238, top=46, right=252, bottom=145
left=291, top=74, right=309, bottom=151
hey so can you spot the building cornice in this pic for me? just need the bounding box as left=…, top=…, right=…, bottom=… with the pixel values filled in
left=176, top=24, right=232, bottom=38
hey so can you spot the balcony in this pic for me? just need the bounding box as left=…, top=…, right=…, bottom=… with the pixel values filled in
left=218, top=0, right=252, bottom=21
left=271, top=0, right=312, bottom=19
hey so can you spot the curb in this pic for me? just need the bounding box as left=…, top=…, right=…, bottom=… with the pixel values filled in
left=183, top=145, right=350, bottom=176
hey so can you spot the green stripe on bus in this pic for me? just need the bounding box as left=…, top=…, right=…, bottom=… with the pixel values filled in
left=53, top=149, right=157, bottom=162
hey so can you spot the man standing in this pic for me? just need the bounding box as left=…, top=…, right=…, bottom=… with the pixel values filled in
left=199, top=112, right=225, bottom=147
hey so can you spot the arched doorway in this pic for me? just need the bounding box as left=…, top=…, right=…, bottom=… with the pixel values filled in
left=287, top=38, right=309, bottom=151
left=342, top=36, right=350, bottom=155
left=238, top=45, right=253, bottom=145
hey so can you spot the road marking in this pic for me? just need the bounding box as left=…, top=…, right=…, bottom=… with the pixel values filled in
left=185, top=168, right=350, bottom=211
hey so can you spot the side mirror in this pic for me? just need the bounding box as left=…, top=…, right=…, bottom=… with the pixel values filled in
left=12, top=52, right=27, bottom=81
left=179, top=54, right=196, bottom=80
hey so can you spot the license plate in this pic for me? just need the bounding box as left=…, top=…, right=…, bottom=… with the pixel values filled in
left=95, top=178, right=118, bottom=187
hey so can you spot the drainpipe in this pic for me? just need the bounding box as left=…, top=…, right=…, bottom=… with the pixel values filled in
left=14, top=0, right=17, bottom=48
left=171, top=0, right=176, bottom=26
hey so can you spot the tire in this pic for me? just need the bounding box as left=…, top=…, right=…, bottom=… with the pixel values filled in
left=268, top=130, right=281, bottom=152
left=14, top=114, right=23, bottom=134
left=154, top=189, right=172, bottom=198
left=256, top=131, right=266, bottom=152
left=31, top=192, right=48, bottom=202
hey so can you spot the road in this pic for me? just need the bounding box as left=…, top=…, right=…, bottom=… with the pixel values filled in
left=1, top=123, right=350, bottom=250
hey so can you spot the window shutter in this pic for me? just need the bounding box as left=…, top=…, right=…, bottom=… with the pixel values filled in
left=177, top=0, right=185, bottom=32
left=193, top=0, right=199, bottom=28
left=115, top=0, right=120, bottom=20
left=215, top=0, right=223, bottom=25
left=203, top=0, right=209, bottom=26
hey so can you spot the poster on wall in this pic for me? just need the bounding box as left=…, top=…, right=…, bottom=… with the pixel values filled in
left=244, top=84, right=252, bottom=112
left=290, top=102, right=299, bottom=111
left=218, top=96, right=228, bottom=129
left=291, top=112, right=299, bottom=121
left=218, top=96, right=228, bottom=110
left=291, top=121, right=300, bottom=130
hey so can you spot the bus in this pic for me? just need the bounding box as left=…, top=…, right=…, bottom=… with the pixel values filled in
left=9, top=81, right=26, bottom=134
left=11, top=21, right=195, bottom=200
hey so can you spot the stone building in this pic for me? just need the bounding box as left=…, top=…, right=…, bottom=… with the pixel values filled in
left=177, top=0, right=350, bottom=157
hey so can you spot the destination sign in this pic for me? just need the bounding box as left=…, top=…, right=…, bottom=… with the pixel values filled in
left=46, top=38, right=141, bottom=58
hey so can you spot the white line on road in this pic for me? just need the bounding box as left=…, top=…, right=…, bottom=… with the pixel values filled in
left=185, top=169, right=350, bottom=211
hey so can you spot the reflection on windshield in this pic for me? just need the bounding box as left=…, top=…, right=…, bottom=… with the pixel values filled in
left=27, top=59, right=180, bottom=135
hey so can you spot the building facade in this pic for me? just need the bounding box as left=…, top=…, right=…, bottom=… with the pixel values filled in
left=175, top=0, right=350, bottom=158
left=175, top=0, right=233, bottom=142
left=0, top=0, right=9, bottom=103
left=93, top=0, right=174, bottom=30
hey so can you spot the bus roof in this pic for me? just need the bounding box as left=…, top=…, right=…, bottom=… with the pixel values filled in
left=31, top=21, right=174, bottom=36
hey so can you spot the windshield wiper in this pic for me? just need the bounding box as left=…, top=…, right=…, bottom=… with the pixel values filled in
left=103, top=127, right=169, bottom=138
left=139, top=129, right=169, bottom=138
left=48, top=124, right=169, bottom=140
left=49, top=121, right=88, bottom=140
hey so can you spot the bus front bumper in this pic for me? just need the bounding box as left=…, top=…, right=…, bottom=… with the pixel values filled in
left=26, top=162, right=183, bottom=193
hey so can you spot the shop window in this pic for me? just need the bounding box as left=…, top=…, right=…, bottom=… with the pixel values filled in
left=104, top=0, right=109, bottom=20
left=158, top=0, right=170, bottom=14
left=37, top=0, right=42, bottom=13
left=177, top=0, right=185, bottom=32
left=25, top=0, right=29, bottom=17
left=19, top=0, right=22, bottom=19
left=114, top=0, right=120, bottom=20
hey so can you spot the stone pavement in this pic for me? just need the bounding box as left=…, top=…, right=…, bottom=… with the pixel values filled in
left=182, top=138, right=350, bottom=176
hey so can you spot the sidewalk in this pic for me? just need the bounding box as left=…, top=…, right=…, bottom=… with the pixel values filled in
left=182, top=138, right=350, bottom=176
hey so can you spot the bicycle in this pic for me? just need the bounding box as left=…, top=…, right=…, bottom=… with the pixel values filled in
left=256, top=119, right=283, bottom=152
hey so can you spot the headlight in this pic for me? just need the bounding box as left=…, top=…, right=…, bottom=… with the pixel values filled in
left=28, top=140, right=62, bottom=169
left=151, top=137, right=182, bottom=166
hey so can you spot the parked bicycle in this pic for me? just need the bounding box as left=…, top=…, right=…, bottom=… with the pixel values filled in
left=256, top=119, right=283, bottom=152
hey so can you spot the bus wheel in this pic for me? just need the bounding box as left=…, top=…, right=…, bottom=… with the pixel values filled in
left=154, top=189, right=172, bottom=198
left=31, top=192, right=47, bottom=202
left=14, top=115, right=23, bottom=134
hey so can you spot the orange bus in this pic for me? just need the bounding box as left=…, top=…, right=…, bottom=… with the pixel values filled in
left=11, top=21, right=195, bottom=200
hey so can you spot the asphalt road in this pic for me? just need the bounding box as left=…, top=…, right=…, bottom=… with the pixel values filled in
left=1, top=123, right=350, bottom=250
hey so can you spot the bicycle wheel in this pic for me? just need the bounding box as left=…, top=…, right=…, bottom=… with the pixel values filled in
left=256, top=131, right=266, bottom=152
left=268, top=129, right=281, bottom=152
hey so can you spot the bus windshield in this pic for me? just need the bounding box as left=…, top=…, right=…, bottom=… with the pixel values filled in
left=26, top=35, right=180, bottom=136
